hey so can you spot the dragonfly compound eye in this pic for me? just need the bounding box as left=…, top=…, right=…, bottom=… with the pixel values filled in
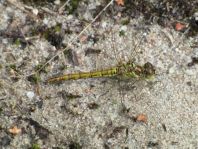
left=143, top=62, right=155, bottom=77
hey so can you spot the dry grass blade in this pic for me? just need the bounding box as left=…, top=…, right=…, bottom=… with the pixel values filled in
left=30, top=0, right=114, bottom=77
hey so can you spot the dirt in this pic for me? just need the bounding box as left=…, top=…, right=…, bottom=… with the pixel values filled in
left=0, top=0, right=197, bottom=148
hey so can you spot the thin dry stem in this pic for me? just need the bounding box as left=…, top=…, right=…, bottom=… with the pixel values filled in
left=29, top=0, right=114, bottom=77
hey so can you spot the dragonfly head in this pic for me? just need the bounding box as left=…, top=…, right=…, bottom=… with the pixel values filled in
left=143, top=62, right=155, bottom=78
left=123, top=62, right=155, bottom=79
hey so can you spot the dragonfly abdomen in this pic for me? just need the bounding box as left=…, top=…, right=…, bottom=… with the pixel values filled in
left=46, top=67, right=118, bottom=83
left=46, top=62, right=155, bottom=83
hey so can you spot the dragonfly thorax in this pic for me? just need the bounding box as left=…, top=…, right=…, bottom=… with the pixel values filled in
left=117, top=62, right=155, bottom=79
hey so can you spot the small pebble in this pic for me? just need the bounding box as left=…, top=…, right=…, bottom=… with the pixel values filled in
left=54, top=0, right=60, bottom=5
left=26, top=91, right=35, bottom=99
left=168, top=66, right=175, bottom=74
left=120, top=25, right=127, bottom=32
left=101, top=22, right=107, bottom=28
left=43, top=18, right=49, bottom=25
left=32, top=8, right=38, bottom=15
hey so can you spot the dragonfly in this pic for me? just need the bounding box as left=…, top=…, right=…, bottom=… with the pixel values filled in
left=46, top=61, right=155, bottom=83
left=46, top=29, right=155, bottom=84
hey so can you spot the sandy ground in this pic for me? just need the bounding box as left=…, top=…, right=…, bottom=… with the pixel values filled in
left=0, top=0, right=197, bottom=148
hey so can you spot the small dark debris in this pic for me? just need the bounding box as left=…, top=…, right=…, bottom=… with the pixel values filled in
left=87, top=102, right=100, bottom=109
left=35, top=99, right=43, bottom=109
left=109, top=126, right=126, bottom=138
left=64, top=49, right=79, bottom=66
left=24, top=118, right=51, bottom=140
left=65, top=93, right=82, bottom=99
left=186, top=81, right=192, bottom=86
left=187, top=57, right=198, bottom=67
left=0, top=107, right=3, bottom=115
left=31, top=25, right=47, bottom=36
left=69, top=141, right=82, bottom=149
left=57, top=90, right=82, bottom=100
left=104, top=143, right=110, bottom=149
left=52, top=55, right=60, bottom=62
left=112, top=126, right=126, bottom=133
left=32, top=24, right=64, bottom=49
left=66, top=0, right=82, bottom=14
left=46, top=33, right=63, bottom=49
left=28, top=104, right=37, bottom=113
left=85, top=48, right=102, bottom=56
left=147, top=141, right=159, bottom=147
left=87, top=34, right=100, bottom=44
left=171, top=141, right=179, bottom=145
left=18, top=61, right=28, bottom=70
left=125, top=128, right=129, bottom=137
left=0, top=136, right=11, bottom=146
left=27, top=74, right=41, bottom=84
left=0, top=30, right=29, bottom=49
left=162, top=123, right=167, bottom=132
left=58, top=90, right=68, bottom=99
left=119, top=30, right=125, bottom=36
left=120, top=103, right=130, bottom=115
left=188, top=13, right=198, bottom=36
left=89, top=84, right=95, bottom=89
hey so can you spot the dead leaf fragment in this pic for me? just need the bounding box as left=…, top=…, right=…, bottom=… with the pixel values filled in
left=136, top=114, right=147, bottom=123
left=9, top=126, right=21, bottom=135
left=116, top=0, right=124, bottom=6
left=175, top=22, right=186, bottom=31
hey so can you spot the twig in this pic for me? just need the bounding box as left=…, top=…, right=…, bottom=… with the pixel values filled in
left=30, top=0, right=114, bottom=76
left=7, top=0, right=39, bottom=21
left=58, top=0, right=70, bottom=14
